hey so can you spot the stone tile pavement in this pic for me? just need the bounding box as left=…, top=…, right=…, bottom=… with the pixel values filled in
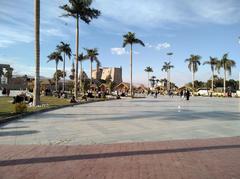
left=0, top=137, right=240, bottom=179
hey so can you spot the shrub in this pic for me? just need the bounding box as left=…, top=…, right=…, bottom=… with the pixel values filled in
left=15, top=103, right=27, bottom=114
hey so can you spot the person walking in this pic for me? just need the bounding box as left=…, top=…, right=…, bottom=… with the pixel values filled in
left=186, top=90, right=190, bottom=101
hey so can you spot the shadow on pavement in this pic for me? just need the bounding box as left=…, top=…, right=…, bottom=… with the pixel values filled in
left=0, top=130, right=39, bottom=137
left=0, top=144, right=239, bottom=166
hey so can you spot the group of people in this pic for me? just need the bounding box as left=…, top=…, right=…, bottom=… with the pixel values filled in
left=179, top=89, right=191, bottom=100
left=147, top=89, right=191, bottom=100
left=12, top=93, right=33, bottom=104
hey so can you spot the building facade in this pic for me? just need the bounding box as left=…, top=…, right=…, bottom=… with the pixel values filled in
left=92, top=67, right=122, bottom=85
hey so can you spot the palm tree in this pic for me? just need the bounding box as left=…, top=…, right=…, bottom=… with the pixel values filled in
left=216, top=53, right=236, bottom=95
left=123, top=32, right=145, bottom=97
left=144, top=67, right=153, bottom=88
left=185, top=55, right=201, bottom=89
left=33, top=0, right=40, bottom=106
left=57, top=42, right=72, bottom=92
left=85, top=48, right=101, bottom=86
left=76, top=53, right=88, bottom=92
left=149, top=76, right=156, bottom=88
left=203, top=57, right=218, bottom=91
left=161, top=62, right=174, bottom=91
left=60, top=0, right=101, bottom=98
left=4, top=67, right=13, bottom=85
left=0, top=68, right=4, bottom=85
left=47, top=51, right=63, bottom=92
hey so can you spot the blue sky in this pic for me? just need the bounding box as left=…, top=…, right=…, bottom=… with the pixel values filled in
left=0, top=0, right=240, bottom=86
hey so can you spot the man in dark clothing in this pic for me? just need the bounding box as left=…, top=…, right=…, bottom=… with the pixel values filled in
left=186, top=90, right=190, bottom=100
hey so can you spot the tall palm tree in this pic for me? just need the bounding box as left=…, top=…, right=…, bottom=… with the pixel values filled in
left=123, top=32, right=145, bottom=97
left=33, top=0, right=40, bottom=106
left=144, top=66, right=153, bottom=88
left=56, top=42, right=72, bottom=92
left=216, top=53, right=236, bottom=95
left=47, top=51, right=63, bottom=92
left=203, top=57, right=218, bottom=91
left=60, top=0, right=101, bottom=98
left=161, top=62, right=174, bottom=91
left=85, top=48, right=101, bottom=86
left=185, top=55, right=201, bottom=89
left=0, top=68, right=4, bottom=85
left=4, top=67, right=13, bottom=85
left=77, top=53, right=88, bottom=91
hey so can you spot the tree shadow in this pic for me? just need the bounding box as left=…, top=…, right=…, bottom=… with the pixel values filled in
left=81, top=109, right=240, bottom=122
left=0, top=130, right=39, bottom=137
left=0, top=126, right=28, bottom=130
left=0, top=144, right=239, bottom=166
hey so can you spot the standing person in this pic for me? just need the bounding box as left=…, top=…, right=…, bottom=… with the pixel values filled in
left=154, top=91, right=158, bottom=98
left=186, top=89, right=190, bottom=101
left=183, top=90, right=186, bottom=100
left=7, top=88, right=10, bottom=96
left=180, top=90, right=183, bottom=98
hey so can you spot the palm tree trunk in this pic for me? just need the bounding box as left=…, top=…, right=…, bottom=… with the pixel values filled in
left=130, top=44, right=133, bottom=98
left=192, top=63, right=194, bottom=89
left=169, top=70, right=171, bottom=90
left=79, top=60, right=83, bottom=93
left=147, top=72, right=150, bottom=88
left=224, top=69, right=226, bottom=96
left=74, top=15, right=79, bottom=98
left=90, top=60, right=93, bottom=86
left=55, top=62, right=58, bottom=92
left=63, top=53, right=66, bottom=92
left=33, top=0, right=40, bottom=106
left=211, top=70, right=214, bottom=91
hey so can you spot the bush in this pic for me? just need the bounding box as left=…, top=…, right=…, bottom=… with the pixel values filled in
left=15, top=103, right=27, bottom=114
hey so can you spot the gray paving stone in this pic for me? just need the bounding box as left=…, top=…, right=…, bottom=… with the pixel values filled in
left=0, top=96, right=239, bottom=145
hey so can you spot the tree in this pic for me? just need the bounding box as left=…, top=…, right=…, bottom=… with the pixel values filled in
left=53, top=70, right=66, bottom=83
left=69, top=62, right=75, bottom=80
left=123, top=32, right=145, bottom=97
left=4, top=67, right=13, bottom=85
left=33, top=0, right=40, bottom=106
left=47, top=51, right=63, bottom=91
left=203, top=57, right=218, bottom=91
left=149, top=76, right=156, bottom=88
left=144, top=66, right=153, bottom=88
left=60, top=0, right=101, bottom=98
left=216, top=53, right=236, bottom=95
left=76, top=53, right=88, bottom=92
left=56, top=42, right=72, bottom=92
left=161, top=62, right=174, bottom=91
left=85, top=48, right=101, bottom=86
left=185, top=55, right=201, bottom=89
left=0, top=67, right=4, bottom=84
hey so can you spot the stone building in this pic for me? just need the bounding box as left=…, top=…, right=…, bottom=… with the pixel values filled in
left=92, top=67, right=122, bottom=85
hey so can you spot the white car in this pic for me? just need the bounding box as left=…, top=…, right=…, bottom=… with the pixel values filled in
left=197, top=89, right=209, bottom=96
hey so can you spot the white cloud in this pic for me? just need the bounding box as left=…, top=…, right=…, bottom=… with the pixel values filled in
left=146, top=42, right=171, bottom=50
left=146, top=43, right=153, bottom=48
left=94, top=0, right=240, bottom=31
left=111, top=48, right=129, bottom=55
left=0, top=0, right=71, bottom=48
left=156, top=42, right=171, bottom=50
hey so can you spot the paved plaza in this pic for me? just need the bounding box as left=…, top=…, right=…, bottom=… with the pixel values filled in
left=0, top=96, right=240, bottom=145
left=0, top=96, right=240, bottom=178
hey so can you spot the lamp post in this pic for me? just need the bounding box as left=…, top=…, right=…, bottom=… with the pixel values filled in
left=238, top=37, right=240, bottom=90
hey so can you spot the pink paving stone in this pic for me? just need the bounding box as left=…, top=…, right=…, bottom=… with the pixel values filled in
left=0, top=137, right=240, bottom=179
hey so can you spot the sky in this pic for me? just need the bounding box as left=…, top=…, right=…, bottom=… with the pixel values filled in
left=0, top=0, right=240, bottom=86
